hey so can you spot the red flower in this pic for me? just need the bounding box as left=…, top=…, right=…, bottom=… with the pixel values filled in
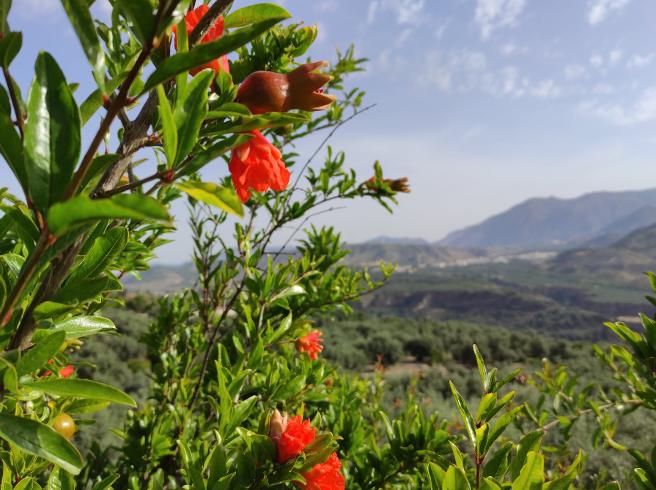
left=274, top=415, right=316, bottom=463
left=296, top=331, right=323, bottom=360
left=58, top=365, right=74, bottom=378
left=237, top=61, right=335, bottom=114
left=173, top=5, right=229, bottom=75
left=299, top=453, right=345, bottom=490
left=228, top=130, right=290, bottom=202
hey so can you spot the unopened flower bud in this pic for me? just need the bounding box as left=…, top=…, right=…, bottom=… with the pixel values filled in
left=237, top=61, right=336, bottom=115
left=269, top=409, right=288, bottom=441
left=387, top=177, right=410, bottom=193
left=365, top=176, right=411, bottom=194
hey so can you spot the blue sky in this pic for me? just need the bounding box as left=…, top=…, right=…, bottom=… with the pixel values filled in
left=5, top=0, right=656, bottom=262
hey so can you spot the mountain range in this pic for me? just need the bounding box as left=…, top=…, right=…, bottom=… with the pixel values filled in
left=438, top=188, right=656, bottom=250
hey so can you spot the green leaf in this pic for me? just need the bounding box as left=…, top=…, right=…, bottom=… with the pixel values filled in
left=0, top=414, right=83, bottom=475
left=23, top=378, right=137, bottom=407
left=175, top=181, right=243, bottom=216
left=47, top=194, right=170, bottom=235
left=80, top=74, right=126, bottom=125
left=0, top=0, right=10, bottom=35
left=157, top=85, right=177, bottom=165
left=174, top=70, right=212, bottom=165
left=90, top=474, right=119, bottom=490
left=53, top=275, right=122, bottom=304
left=33, top=302, right=76, bottom=321
left=14, top=478, right=41, bottom=490
left=473, top=344, right=488, bottom=391
left=509, top=431, right=543, bottom=480
left=0, top=31, right=21, bottom=67
left=142, top=15, right=291, bottom=93
left=16, top=331, right=65, bottom=376
left=116, top=0, right=156, bottom=45
left=511, top=451, right=544, bottom=490
left=544, top=450, right=584, bottom=490
left=60, top=0, right=105, bottom=92
left=44, top=316, right=116, bottom=340
left=24, top=52, right=81, bottom=211
left=273, top=374, right=306, bottom=401
left=442, top=465, right=471, bottom=490
left=449, top=380, right=476, bottom=444
left=47, top=466, right=75, bottom=490
left=0, top=108, right=25, bottom=189
left=484, top=443, right=513, bottom=480
left=69, top=226, right=128, bottom=280
left=177, top=133, right=251, bottom=177
left=224, top=3, right=292, bottom=28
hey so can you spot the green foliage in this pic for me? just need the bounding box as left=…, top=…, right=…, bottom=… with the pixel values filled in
left=0, top=0, right=653, bottom=488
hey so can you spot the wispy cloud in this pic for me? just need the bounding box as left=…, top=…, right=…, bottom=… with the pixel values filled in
left=564, top=64, right=586, bottom=80
left=367, top=0, right=426, bottom=25
left=18, top=0, right=59, bottom=17
left=419, top=49, right=560, bottom=99
left=474, top=0, right=527, bottom=39
left=627, top=53, right=655, bottom=68
left=579, top=87, right=656, bottom=125
left=587, top=0, right=630, bottom=25
left=317, top=0, right=339, bottom=12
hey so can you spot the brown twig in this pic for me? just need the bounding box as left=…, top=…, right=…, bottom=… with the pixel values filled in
left=188, top=0, right=234, bottom=45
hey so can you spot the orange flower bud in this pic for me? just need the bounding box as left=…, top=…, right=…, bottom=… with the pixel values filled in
left=268, top=409, right=289, bottom=441
left=237, top=61, right=336, bottom=115
left=365, top=176, right=411, bottom=194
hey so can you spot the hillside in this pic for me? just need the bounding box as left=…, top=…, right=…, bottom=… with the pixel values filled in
left=551, top=222, right=656, bottom=285
left=341, top=243, right=489, bottom=270
left=439, top=188, right=656, bottom=250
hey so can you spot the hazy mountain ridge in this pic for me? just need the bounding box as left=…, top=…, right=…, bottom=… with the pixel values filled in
left=439, top=188, right=656, bottom=250
left=551, top=222, right=656, bottom=284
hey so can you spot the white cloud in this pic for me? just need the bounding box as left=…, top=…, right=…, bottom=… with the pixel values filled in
left=367, top=1, right=379, bottom=24
left=420, top=49, right=560, bottom=99
left=627, top=53, right=655, bottom=68
left=499, top=42, right=528, bottom=56
left=396, top=28, right=413, bottom=45
left=592, top=83, right=615, bottom=95
left=530, top=80, right=561, bottom=98
left=609, top=48, right=623, bottom=65
left=475, top=0, right=527, bottom=39
left=367, top=0, right=426, bottom=25
left=434, top=18, right=451, bottom=40
left=579, top=87, right=656, bottom=125
left=564, top=64, right=586, bottom=80
left=587, top=0, right=630, bottom=25
left=318, top=0, right=339, bottom=12
left=420, top=49, right=487, bottom=91
left=589, top=54, right=603, bottom=68
left=19, top=0, right=59, bottom=17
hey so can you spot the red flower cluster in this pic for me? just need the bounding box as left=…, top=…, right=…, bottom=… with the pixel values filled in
left=229, top=130, right=290, bottom=202
left=301, top=453, right=345, bottom=490
left=43, top=361, right=75, bottom=378
left=273, top=414, right=316, bottom=463
left=269, top=411, right=345, bottom=489
left=174, top=5, right=229, bottom=76
left=296, top=331, right=323, bottom=360
left=58, top=365, right=75, bottom=378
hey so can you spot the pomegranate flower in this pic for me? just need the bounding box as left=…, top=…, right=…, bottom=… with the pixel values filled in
left=58, top=365, right=75, bottom=378
left=173, top=5, right=229, bottom=75
left=296, top=331, right=323, bottom=360
left=237, top=61, right=336, bottom=114
left=300, top=453, right=345, bottom=490
left=273, top=414, right=316, bottom=463
left=228, top=130, right=290, bottom=202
